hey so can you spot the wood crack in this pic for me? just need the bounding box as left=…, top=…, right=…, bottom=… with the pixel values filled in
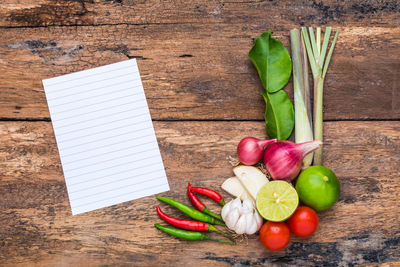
left=0, top=21, right=188, bottom=29
left=0, top=118, right=399, bottom=123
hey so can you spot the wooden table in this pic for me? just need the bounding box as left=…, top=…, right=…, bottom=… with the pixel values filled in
left=0, top=1, right=399, bottom=266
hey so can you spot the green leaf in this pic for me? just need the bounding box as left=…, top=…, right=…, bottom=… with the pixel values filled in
left=249, top=31, right=292, bottom=93
left=261, top=90, right=294, bottom=140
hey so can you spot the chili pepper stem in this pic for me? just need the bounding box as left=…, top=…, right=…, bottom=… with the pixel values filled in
left=208, top=225, right=235, bottom=240
left=219, top=199, right=226, bottom=206
left=207, top=237, right=235, bottom=244
left=212, top=219, right=225, bottom=226
left=203, top=207, right=223, bottom=222
left=215, top=228, right=235, bottom=241
left=155, top=224, right=235, bottom=244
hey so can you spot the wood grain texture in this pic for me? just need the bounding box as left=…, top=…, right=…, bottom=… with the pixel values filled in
left=1, top=0, right=399, bottom=28
left=0, top=4, right=399, bottom=120
left=0, top=25, right=399, bottom=121
left=1, top=1, right=399, bottom=266
left=0, top=121, right=399, bottom=266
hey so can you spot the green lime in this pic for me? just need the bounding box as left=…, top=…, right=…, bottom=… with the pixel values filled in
left=295, top=165, right=340, bottom=211
left=256, top=180, right=299, bottom=222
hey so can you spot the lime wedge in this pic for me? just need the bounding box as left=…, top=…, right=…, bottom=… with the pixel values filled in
left=256, top=181, right=299, bottom=222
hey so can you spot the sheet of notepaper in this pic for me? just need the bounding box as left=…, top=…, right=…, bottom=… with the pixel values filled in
left=42, top=59, right=169, bottom=215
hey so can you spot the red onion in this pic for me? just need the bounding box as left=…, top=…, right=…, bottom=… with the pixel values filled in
left=264, top=140, right=322, bottom=181
left=237, top=137, right=277, bottom=165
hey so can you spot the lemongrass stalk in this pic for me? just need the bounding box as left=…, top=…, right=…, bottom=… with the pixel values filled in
left=308, top=27, right=319, bottom=63
left=290, top=29, right=313, bottom=168
left=302, top=27, right=339, bottom=165
left=316, top=28, right=321, bottom=55
left=313, top=76, right=324, bottom=164
left=323, top=30, right=339, bottom=78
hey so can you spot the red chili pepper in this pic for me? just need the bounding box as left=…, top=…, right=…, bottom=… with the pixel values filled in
left=187, top=183, right=223, bottom=222
left=190, top=185, right=226, bottom=206
left=156, top=205, right=210, bottom=231
left=187, top=183, right=205, bottom=210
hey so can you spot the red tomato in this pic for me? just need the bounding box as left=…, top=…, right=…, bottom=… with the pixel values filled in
left=259, top=222, right=290, bottom=251
left=287, top=206, right=319, bottom=238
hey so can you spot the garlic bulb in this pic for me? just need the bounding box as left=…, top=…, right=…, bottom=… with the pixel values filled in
left=221, top=197, right=263, bottom=235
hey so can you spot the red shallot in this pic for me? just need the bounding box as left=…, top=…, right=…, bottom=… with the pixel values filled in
left=237, top=137, right=277, bottom=165
left=264, top=140, right=322, bottom=181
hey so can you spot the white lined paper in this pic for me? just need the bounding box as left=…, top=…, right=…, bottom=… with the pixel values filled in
left=43, top=59, right=169, bottom=215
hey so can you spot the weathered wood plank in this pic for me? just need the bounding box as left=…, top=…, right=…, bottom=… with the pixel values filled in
left=0, top=0, right=399, bottom=28
left=0, top=121, right=399, bottom=266
left=0, top=24, right=399, bottom=120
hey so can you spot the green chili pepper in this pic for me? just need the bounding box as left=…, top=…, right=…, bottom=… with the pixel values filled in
left=156, top=196, right=225, bottom=226
left=155, top=224, right=234, bottom=244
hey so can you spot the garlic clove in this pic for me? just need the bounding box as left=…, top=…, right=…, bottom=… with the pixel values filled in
left=243, top=213, right=252, bottom=233
left=245, top=214, right=258, bottom=235
left=244, top=212, right=253, bottom=226
left=254, top=210, right=264, bottom=230
left=241, top=198, right=254, bottom=214
left=225, top=208, right=240, bottom=230
left=234, top=214, right=247, bottom=234
left=230, top=197, right=242, bottom=212
left=221, top=199, right=232, bottom=222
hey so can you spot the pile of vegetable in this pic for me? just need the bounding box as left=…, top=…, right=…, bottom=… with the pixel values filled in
left=155, top=27, right=340, bottom=251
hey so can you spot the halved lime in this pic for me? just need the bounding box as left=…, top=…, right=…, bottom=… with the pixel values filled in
left=256, top=181, right=299, bottom=222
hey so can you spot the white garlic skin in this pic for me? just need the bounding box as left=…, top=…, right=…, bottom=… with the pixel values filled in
left=230, top=197, right=242, bottom=211
left=221, top=200, right=232, bottom=222
left=220, top=197, right=263, bottom=235
left=241, top=198, right=254, bottom=214
left=245, top=213, right=258, bottom=235
left=254, top=210, right=263, bottom=229
left=234, top=215, right=247, bottom=234
left=225, top=208, right=240, bottom=230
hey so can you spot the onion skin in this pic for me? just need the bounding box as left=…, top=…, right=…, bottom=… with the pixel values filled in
left=237, top=137, right=277, bottom=165
left=264, top=140, right=322, bottom=181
